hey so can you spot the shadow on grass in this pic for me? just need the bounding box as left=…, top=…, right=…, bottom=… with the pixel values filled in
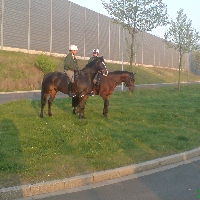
left=30, top=95, right=74, bottom=118
left=0, top=119, right=25, bottom=196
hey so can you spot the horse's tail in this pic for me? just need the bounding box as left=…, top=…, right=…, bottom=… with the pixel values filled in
left=41, top=71, right=57, bottom=94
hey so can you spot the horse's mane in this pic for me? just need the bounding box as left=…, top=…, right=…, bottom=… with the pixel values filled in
left=81, top=57, right=104, bottom=71
left=81, top=58, right=98, bottom=71
left=109, top=70, right=131, bottom=75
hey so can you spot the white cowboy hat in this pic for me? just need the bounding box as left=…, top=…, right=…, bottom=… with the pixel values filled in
left=69, top=45, right=78, bottom=51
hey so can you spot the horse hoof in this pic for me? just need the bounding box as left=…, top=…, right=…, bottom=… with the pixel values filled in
left=40, top=114, right=43, bottom=118
left=102, top=113, right=107, bottom=117
left=79, top=116, right=86, bottom=120
left=79, top=118, right=86, bottom=120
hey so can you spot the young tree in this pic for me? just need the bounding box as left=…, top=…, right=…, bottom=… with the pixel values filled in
left=164, top=9, right=200, bottom=90
left=193, top=50, right=200, bottom=74
left=101, top=0, right=168, bottom=68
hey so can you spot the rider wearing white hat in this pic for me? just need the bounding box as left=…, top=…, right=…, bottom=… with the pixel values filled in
left=69, top=45, right=78, bottom=51
left=64, top=45, right=79, bottom=97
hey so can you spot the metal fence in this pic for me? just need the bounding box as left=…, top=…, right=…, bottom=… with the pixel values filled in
left=0, top=0, right=195, bottom=72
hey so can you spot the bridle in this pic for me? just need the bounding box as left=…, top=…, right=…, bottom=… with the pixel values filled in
left=100, top=61, right=108, bottom=76
left=125, top=73, right=135, bottom=88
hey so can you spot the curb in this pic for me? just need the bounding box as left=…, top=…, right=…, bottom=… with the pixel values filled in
left=0, top=90, right=41, bottom=94
left=1, top=147, right=200, bottom=200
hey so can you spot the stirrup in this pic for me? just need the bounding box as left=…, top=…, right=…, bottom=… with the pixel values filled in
left=68, top=93, right=76, bottom=97
left=90, top=91, right=95, bottom=96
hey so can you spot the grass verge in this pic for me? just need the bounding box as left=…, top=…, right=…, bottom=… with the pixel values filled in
left=0, top=84, right=200, bottom=188
left=0, top=50, right=200, bottom=91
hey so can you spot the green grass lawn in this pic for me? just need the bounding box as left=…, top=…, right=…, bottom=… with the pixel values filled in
left=0, top=84, right=200, bottom=188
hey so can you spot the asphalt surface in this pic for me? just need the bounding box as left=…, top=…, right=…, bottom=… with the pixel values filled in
left=0, top=91, right=66, bottom=105
left=1, top=82, right=200, bottom=105
left=0, top=83, right=187, bottom=104
left=15, top=157, right=200, bottom=200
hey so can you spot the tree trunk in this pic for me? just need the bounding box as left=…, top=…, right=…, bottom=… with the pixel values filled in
left=130, top=33, right=135, bottom=71
left=178, top=52, right=183, bottom=91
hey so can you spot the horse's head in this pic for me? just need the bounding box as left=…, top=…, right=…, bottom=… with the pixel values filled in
left=96, top=56, right=108, bottom=76
left=124, top=72, right=136, bottom=92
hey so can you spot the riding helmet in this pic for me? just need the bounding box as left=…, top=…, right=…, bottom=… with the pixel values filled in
left=93, top=49, right=99, bottom=54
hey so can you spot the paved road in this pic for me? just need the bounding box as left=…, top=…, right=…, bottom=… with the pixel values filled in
left=0, top=82, right=193, bottom=105
left=0, top=91, right=66, bottom=105
left=1, top=82, right=200, bottom=105
left=16, top=157, right=200, bottom=200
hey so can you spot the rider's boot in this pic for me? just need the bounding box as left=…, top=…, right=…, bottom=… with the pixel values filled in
left=90, top=91, right=95, bottom=96
left=68, top=82, right=76, bottom=97
left=90, top=82, right=95, bottom=96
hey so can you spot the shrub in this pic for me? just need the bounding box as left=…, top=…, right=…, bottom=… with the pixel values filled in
left=35, top=54, right=56, bottom=73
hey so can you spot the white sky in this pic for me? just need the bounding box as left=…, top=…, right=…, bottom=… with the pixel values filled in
left=69, top=0, right=200, bottom=38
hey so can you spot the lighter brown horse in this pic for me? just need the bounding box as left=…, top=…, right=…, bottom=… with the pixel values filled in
left=72, top=70, right=136, bottom=117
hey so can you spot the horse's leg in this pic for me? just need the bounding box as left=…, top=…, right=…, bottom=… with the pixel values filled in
left=103, top=99, right=109, bottom=117
left=40, top=91, right=49, bottom=118
left=72, top=96, right=79, bottom=114
left=48, top=90, right=57, bottom=117
left=72, top=107, right=76, bottom=115
left=100, top=92, right=110, bottom=117
left=78, top=95, right=89, bottom=119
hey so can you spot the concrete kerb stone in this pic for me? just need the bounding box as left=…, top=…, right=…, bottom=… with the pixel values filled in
left=63, top=174, right=93, bottom=190
left=1, top=147, right=200, bottom=200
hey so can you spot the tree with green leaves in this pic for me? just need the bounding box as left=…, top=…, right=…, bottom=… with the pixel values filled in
left=164, top=9, right=200, bottom=90
left=101, top=0, right=168, bottom=69
left=193, top=50, right=200, bottom=74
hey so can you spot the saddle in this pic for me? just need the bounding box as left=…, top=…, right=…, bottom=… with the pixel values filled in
left=62, top=70, right=79, bottom=97
left=63, top=69, right=80, bottom=84
left=95, top=72, right=101, bottom=85
left=74, top=69, right=80, bottom=82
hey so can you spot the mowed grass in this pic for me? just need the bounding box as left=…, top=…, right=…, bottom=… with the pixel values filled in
left=0, top=84, right=200, bottom=188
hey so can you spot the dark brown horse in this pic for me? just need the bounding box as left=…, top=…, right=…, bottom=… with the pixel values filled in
left=40, top=56, right=108, bottom=119
left=94, top=70, right=136, bottom=117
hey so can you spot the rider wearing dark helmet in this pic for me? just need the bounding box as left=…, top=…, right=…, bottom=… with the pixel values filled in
left=88, top=49, right=99, bottom=63
left=88, top=49, right=100, bottom=96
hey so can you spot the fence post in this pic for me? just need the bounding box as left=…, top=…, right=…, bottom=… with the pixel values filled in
left=68, top=1, right=71, bottom=49
left=50, top=0, right=52, bottom=54
left=109, top=19, right=110, bottom=60
left=142, top=32, right=144, bottom=66
left=28, top=0, right=30, bottom=53
left=98, top=13, right=99, bottom=48
left=84, top=7, right=86, bottom=59
left=1, top=0, right=4, bottom=49
left=154, top=36, right=155, bottom=67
